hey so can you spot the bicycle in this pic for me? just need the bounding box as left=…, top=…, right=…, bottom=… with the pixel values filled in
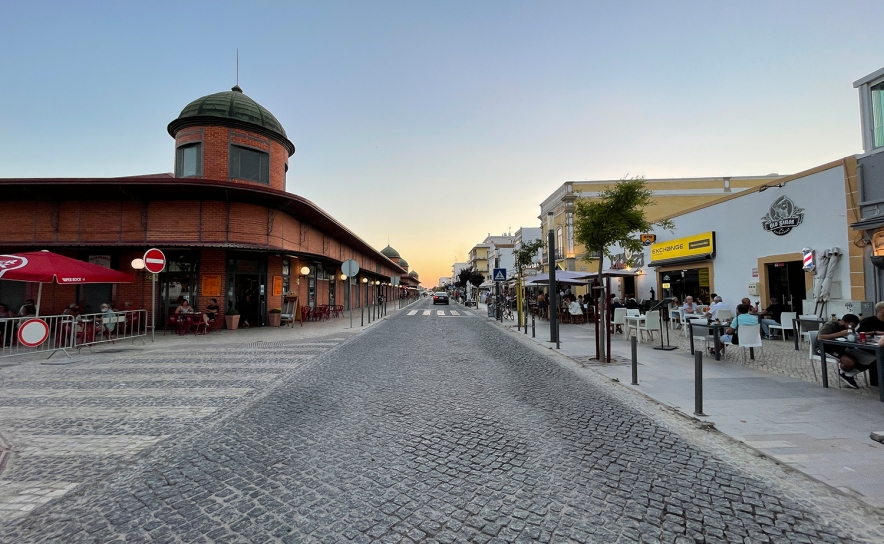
left=502, top=300, right=514, bottom=320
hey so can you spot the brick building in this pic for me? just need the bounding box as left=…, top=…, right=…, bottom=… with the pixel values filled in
left=0, top=86, right=413, bottom=326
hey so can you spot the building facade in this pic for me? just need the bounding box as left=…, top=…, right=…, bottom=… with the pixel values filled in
left=0, top=86, right=407, bottom=325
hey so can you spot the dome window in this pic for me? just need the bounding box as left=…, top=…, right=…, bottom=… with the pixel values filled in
left=230, top=144, right=269, bottom=184
left=175, top=143, right=202, bottom=178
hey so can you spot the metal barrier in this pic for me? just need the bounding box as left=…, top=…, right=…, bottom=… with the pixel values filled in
left=74, top=309, right=148, bottom=353
left=0, top=314, right=77, bottom=358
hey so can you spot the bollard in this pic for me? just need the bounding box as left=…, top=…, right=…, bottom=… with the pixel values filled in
left=532, top=313, right=535, bottom=338
left=556, top=319, right=560, bottom=349
left=631, top=335, right=638, bottom=385
left=694, top=350, right=705, bottom=416
left=361, top=306, right=364, bottom=327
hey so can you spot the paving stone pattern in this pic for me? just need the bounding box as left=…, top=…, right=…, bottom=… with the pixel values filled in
left=0, top=333, right=350, bottom=530
left=2, top=306, right=883, bottom=542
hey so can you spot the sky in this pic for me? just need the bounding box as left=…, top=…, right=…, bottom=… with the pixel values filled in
left=2, top=1, right=883, bottom=286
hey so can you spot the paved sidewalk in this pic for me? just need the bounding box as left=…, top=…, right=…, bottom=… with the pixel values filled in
left=472, top=302, right=884, bottom=509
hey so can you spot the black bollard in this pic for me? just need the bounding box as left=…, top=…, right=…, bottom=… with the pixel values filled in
left=694, top=350, right=705, bottom=416
left=631, top=335, right=638, bottom=385
left=556, top=319, right=560, bottom=349
left=361, top=306, right=364, bottom=327
left=532, top=313, right=535, bottom=338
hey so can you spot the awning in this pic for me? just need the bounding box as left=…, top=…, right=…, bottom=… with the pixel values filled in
left=648, top=254, right=713, bottom=267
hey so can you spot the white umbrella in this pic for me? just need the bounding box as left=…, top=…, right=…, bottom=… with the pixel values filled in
left=818, top=247, right=842, bottom=301
left=812, top=250, right=830, bottom=300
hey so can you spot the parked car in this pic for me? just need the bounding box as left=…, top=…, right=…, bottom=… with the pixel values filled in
left=433, top=292, right=449, bottom=305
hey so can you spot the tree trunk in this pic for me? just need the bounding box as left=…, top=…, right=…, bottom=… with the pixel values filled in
left=596, top=253, right=606, bottom=361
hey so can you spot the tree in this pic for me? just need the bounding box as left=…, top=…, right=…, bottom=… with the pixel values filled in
left=573, top=177, right=673, bottom=359
left=512, top=238, right=544, bottom=325
left=455, top=266, right=485, bottom=302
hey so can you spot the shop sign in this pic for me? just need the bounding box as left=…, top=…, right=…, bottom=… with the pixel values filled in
left=640, top=234, right=656, bottom=246
left=650, top=232, right=715, bottom=264
left=752, top=267, right=758, bottom=278
left=761, top=195, right=804, bottom=236
left=662, top=282, right=671, bottom=288
left=611, top=249, right=645, bottom=269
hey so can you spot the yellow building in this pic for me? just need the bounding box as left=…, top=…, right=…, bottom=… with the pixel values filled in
left=538, top=175, right=785, bottom=275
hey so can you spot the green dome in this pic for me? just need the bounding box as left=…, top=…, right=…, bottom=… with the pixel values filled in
left=380, top=245, right=401, bottom=259
left=398, top=257, right=409, bottom=268
left=409, top=270, right=419, bottom=278
left=168, top=86, right=295, bottom=155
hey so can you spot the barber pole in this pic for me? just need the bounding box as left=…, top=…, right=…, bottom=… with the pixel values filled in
left=802, top=248, right=815, bottom=272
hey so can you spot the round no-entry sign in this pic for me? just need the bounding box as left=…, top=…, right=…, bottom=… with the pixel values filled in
left=18, top=318, right=50, bottom=348
left=143, top=248, right=166, bottom=274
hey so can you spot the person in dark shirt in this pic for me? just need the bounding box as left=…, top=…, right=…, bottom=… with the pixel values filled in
left=857, top=301, right=884, bottom=336
left=759, top=297, right=790, bottom=339
left=818, top=313, right=874, bottom=389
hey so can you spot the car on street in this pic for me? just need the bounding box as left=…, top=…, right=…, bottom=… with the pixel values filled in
left=432, top=292, right=449, bottom=305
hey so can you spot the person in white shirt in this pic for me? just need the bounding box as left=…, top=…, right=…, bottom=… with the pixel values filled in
left=706, top=296, right=730, bottom=321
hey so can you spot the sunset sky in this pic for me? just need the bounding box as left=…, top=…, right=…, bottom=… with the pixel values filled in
left=2, top=1, right=882, bottom=286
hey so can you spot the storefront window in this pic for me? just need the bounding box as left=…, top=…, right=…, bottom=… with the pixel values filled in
left=160, top=252, right=199, bottom=318
left=282, top=258, right=291, bottom=295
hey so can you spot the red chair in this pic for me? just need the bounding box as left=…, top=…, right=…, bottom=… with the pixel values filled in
left=186, top=315, right=207, bottom=336
left=163, top=315, right=179, bottom=336
left=300, top=306, right=311, bottom=322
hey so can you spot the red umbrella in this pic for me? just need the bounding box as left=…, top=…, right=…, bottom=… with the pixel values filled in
left=0, top=250, right=134, bottom=316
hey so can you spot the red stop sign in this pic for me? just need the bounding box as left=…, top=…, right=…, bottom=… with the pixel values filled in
left=143, top=248, right=166, bottom=274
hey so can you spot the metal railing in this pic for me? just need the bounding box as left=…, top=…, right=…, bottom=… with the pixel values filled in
left=74, top=309, right=148, bottom=352
left=0, top=314, right=77, bottom=359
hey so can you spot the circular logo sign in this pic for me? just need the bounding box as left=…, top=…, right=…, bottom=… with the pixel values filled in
left=761, top=196, right=804, bottom=236
left=18, top=319, right=50, bottom=348
left=0, top=254, right=28, bottom=279
left=143, top=248, right=166, bottom=274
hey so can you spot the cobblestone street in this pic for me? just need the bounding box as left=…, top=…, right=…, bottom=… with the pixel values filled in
left=2, top=301, right=884, bottom=542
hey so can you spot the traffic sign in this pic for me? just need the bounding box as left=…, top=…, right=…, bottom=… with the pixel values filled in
left=18, top=318, right=49, bottom=347
left=341, top=259, right=360, bottom=278
left=492, top=268, right=507, bottom=282
left=143, top=248, right=166, bottom=274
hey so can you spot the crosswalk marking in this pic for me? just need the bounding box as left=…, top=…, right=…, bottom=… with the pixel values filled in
left=423, top=310, right=431, bottom=316
left=408, top=310, right=418, bottom=315
left=437, top=310, right=446, bottom=316
left=449, top=310, right=460, bottom=316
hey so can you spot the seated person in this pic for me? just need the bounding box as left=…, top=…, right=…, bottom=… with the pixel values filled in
left=682, top=295, right=700, bottom=316
left=705, top=296, right=730, bottom=321
left=857, top=301, right=884, bottom=337
left=669, top=296, right=682, bottom=328
left=568, top=296, right=583, bottom=317
left=175, top=299, right=194, bottom=315
left=717, top=304, right=756, bottom=352
left=759, top=297, right=790, bottom=339
left=740, top=297, right=757, bottom=313
left=818, top=313, right=874, bottom=389
left=18, top=299, right=36, bottom=317
left=62, top=303, right=80, bottom=317
left=624, top=294, right=639, bottom=310
left=205, top=298, right=220, bottom=321
left=99, top=303, right=116, bottom=335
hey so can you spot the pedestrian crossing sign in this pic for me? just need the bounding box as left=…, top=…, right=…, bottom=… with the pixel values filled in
left=493, top=268, right=506, bottom=282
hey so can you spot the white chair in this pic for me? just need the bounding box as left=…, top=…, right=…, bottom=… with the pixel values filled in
left=768, top=311, right=796, bottom=341
left=723, top=323, right=763, bottom=364
left=637, top=310, right=660, bottom=343
left=798, top=315, right=822, bottom=344
left=689, top=319, right=714, bottom=353
left=808, top=330, right=822, bottom=383
left=612, top=308, right=628, bottom=335
left=626, top=308, right=640, bottom=317
left=716, top=308, right=732, bottom=322
left=684, top=315, right=705, bottom=338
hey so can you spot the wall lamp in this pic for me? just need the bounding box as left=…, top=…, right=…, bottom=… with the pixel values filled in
left=340, top=273, right=348, bottom=281
left=298, top=265, right=311, bottom=285
left=362, top=277, right=368, bottom=284
left=131, top=258, right=145, bottom=270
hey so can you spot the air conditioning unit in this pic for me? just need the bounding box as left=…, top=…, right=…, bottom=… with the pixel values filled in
left=747, top=282, right=760, bottom=296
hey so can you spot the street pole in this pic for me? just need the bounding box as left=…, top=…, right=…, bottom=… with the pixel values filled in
left=151, top=273, right=156, bottom=343
left=548, top=211, right=557, bottom=343
left=495, top=255, right=501, bottom=322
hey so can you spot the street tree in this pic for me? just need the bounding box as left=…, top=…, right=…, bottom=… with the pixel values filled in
left=512, top=239, right=544, bottom=323
left=455, top=266, right=484, bottom=303
left=573, top=176, right=673, bottom=359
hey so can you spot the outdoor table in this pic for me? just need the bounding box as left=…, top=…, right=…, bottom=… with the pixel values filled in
left=792, top=317, right=825, bottom=351
left=817, top=338, right=884, bottom=400
left=688, top=320, right=729, bottom=361
left=624, top=314, right=645, bottom=337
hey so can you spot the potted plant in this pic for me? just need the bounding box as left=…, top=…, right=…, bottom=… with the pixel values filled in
left=267, top=308, right=282, bottom=327
left=225, top=308, right=240, bottom=330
